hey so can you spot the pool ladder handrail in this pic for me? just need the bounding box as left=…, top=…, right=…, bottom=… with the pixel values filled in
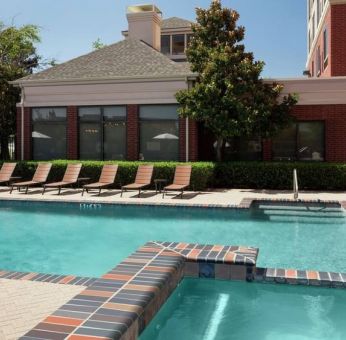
left=293, top=169, right=299, bottom=200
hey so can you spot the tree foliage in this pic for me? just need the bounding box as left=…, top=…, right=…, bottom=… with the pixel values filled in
left=0, top=22, right=41, bottom=159
left=176, top=0, right=297, bottom=161
left=92, top=38, right=107, bottom=50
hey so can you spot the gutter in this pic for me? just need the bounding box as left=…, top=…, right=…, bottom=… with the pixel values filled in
left=10, top=73, right=198, bottom=87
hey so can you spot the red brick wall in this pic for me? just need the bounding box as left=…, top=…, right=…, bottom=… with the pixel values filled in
left=16, top=107, right=31, bottom=160
left=179, top=117, right=198, bottom=162
left=265, top=105, right=346, bottom=162
left=262, top=139, right=272, bottom=161
left=126, top=104, right=139, bottom=161
left=67, top=106, right=78, bottom=159
left=331, top=4, right=346, bottom=76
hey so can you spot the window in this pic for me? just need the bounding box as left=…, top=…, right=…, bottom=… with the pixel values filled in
left=32, top=107, right=66, bottom=160
left=172, top=34, right=185, bottom=55
left=323, top=28, right=328, bottom=68
left=272, top=122, right=325, bottom=161
left=139, top=105, right=179, bottom=161
left=316, top=46, right=321, bottom=76
left=161, top=35, right=170, bottom=55
left=79, top=106, right=126, bottom=160
left=224, top=137, right=262, bottom=161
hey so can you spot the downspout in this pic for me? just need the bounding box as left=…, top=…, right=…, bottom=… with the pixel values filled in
left=19, top=85, right=25, bottom=161
left=185, top=78, right=193, bottom=163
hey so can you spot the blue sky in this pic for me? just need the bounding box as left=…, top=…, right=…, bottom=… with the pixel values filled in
left=1, top=0, right=307, bottom=78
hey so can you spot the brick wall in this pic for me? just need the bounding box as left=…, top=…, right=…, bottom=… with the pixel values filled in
left=179, top=117, right=198, bottom=162
left=67, top=106, right=78, bottom=159
left=331, top=4, right=346, bottom=76
left=126, top=104, right=139, bottom=161
left=16, top=107, right=31, bottom=160
left=264, top=105, right=346, bottom=162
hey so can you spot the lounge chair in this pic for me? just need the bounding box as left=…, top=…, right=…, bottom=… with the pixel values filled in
left=43, top=163, right=82, bottom=195
left=82, top=164, right=118, bottom=196
left=162, top=165, right=192, bottom=198
left=121, top=164, right=153, bottom=198
left=0, top=163, right=17, bottom=187
left=10, top=163, right=52, bottom=194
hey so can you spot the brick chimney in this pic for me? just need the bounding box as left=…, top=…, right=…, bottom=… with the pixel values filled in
left=126, top=4, right=162, bottom=51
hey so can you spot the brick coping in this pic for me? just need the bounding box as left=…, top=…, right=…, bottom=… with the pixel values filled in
left=0, top=270, right=97, bottom=287
left=19, top=241, right=346, bottom=340
left=0, top=195, right=343, bottom=210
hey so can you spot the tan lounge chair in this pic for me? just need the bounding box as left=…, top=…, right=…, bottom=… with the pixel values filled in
left=0, top=163, right=17, bottom=186
left=82, top=164, right=118, bottom=196
left=162, top=165, right=192, bottom=198
left=43, top=163, right=82, bottom=195
left=121, top=164, right=154, bottom=198
left=10, top=163, right=52, bottom=194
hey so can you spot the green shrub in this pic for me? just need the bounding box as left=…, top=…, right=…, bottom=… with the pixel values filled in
left=213, top=162, right=346, bottom=190
left=2, top=160, right=346, bottom=191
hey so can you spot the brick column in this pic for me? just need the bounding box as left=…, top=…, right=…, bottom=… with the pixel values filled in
left=179, top=118, right=198, bottom=162
left=16, top=107, right=21, bottom=161
left=126, top=105, right=139, bottom=161
left=67, top=106, right=78, bottom=160
left=262, top=139, right=272, bottom=161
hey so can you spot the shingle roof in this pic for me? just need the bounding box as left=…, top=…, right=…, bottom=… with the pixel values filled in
left=161, top=17, right=193, bottom=30
left=17, top=38, right=193, bottom=82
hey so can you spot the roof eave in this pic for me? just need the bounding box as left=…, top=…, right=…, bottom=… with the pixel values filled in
left=10, top=73, right=198, bottom=87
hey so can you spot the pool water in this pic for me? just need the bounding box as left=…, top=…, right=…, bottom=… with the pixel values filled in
left=0, top=201, right=345, bottom=276
left=140, top=279, right=346, bottom=340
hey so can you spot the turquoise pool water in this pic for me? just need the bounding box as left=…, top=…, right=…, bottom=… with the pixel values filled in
left=0, top=201, right=345, bottom=276
left=140, top=279, right=346, bottom=340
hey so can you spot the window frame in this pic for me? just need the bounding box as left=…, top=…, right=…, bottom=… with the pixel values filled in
left=78, top=105, right=127, bottom=161
left=139, top=104, right=180, bottom=161
left=31, top=107, right=68, bottom=160
left=272, top=121, right=325, bottom=162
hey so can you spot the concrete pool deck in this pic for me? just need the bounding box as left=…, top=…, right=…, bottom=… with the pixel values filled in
left=0, top=187, right=346, bottom=207
left=0, top=279, right=84, bottom=339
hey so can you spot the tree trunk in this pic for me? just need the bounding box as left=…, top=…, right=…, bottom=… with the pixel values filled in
left=0, top=134, right=10, bottom=160
left=215, top=137, right=223, bottom=162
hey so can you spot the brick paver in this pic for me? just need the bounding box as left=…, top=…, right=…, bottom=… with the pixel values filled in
left=0, top=278, right=84, bottom=340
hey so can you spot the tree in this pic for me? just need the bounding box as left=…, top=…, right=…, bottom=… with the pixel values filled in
left=176, top=0, right=297, bottom=161
left=92, top=38, right=107, bottom=50
left=0, top=22, right=40, bottom=159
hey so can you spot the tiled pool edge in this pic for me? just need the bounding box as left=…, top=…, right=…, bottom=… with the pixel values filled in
left=0, top=270, right=97, bottom=286
left=18, top=241, right=346, bottom=340
left=19, top=242, right=259, bottom=340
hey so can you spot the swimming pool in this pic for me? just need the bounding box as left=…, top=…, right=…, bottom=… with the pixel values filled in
left=0, top=200, right=345, bottom=276
left=140, top=279, right=346, bottom=340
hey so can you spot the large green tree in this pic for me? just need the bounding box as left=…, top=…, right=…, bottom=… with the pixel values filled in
left=176, top=0, right=297, bottom=161
left=0, top=22, right=40, bottom=159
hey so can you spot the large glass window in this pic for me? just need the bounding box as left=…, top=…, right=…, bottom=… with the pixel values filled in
left=139, top=105, right=179, bottom=161
left=273, top=122, right=325, bottom=161
left=172, top=34, right=185, bottom=55
left=223, top=137, right=262, bottom=161
left=79, top=106, right=126, bottom=160
left=32, top=107, right=66, bottom=160
left=161, top=35, right=170, bottom=55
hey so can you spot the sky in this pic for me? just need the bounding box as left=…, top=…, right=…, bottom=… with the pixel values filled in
left=1, top=0, right=307, bottom=78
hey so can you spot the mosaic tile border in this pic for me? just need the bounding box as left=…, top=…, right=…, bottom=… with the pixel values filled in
left=19, top=241, right=258, bottom=340
left=254, top=267, right=346, bottom=288
left=0, top=269, right=97, bottom=286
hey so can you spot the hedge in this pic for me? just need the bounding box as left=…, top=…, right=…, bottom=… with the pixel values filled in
left=2, top=160, right=346, bottom=191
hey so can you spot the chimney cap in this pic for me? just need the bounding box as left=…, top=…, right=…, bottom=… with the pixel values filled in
left=127, top=4, right=162, bottom=15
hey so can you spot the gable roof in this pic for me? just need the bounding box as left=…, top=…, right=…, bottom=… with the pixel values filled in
left=161, top=17, right=193, bottom=30
left=15, top=38, right=193, bottom=83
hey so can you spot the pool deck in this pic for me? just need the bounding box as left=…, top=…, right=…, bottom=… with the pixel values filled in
left=0, top=186, right=345, bottom=208
left=0, top=279, right=84, bottom=339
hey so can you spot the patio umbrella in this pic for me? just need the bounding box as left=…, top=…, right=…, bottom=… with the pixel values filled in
left=32, top=131, right=52, bottom=139
left=153, top=133, right=179, bottom=140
